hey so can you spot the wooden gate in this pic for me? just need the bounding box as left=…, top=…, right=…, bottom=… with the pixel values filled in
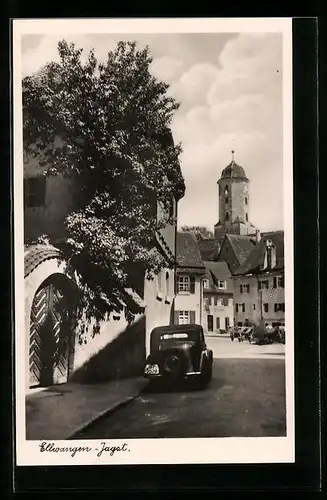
left=29, top=276, right=74, bottom=388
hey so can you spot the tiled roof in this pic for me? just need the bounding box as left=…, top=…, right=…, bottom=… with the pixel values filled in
left=203, top=261, right=233, bottom=293
left=197, top=238, right=220, bottom=261
left=220, top=160, right=248, bottom=181
left=233, top=231, right=284, bottom=275
left=176, top=232, right=204, bottom=269
left=24, top=244, right=61, bottom=278
left=224, top=234, right=256, bottom=266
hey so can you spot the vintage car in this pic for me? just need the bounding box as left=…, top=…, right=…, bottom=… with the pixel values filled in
left=230, top=326, right=253, bottom=342
left=144, top=324, right=213, bottom=388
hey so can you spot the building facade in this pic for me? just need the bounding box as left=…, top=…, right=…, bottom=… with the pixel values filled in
left=174, top=232, right=205, bottom=325
left=202, top=261, right=234, bottom=333
left=23, top=134, right=185, bottom=391
left=233, top=231, right=285, bottom=328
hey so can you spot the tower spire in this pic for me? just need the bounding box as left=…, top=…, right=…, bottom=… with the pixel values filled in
left=231, top=149, right=235, bottom=162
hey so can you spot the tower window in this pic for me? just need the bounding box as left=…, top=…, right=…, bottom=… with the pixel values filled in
left=225, top=197, right=229, bottom=205
left=219, top=184, right=221, bottom=195
left=246, top=213, right=248, bottom=222
left=245, top=197, right=248, bottom=205
left=225, top=212, right=229, bottom=221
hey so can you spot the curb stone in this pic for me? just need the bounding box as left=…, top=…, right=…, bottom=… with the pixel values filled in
left=68, top=390, right=147, bottom=440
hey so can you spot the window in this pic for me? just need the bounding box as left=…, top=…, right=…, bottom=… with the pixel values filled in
left=179, top=311, right=189, bottom=324
left=259, top=280, right=269, bottom=290
left=225, top=212, right=229, bottom=221
left=242, top=303, right=245, bottom=313
left=263, top=303, right=269, bottom=313
left=235, top=304, right=239, bottom=313
left=204, top=296, right=211, bottom=307
left=267, top=248, right=272, bottom=269
left=165, top=270, right=170, bottom=296
left=278, top=276, right=284, bottom=288
left=240, top=284, right=250, bottom=293
left=223, top=296, right=229, bottom=307
left=225, top=317, right=230, bottom=330
left=218, top=280, right=226, bottom=289
left=274, top=303, right=285, bottom=312
left=240, top=284, right=243, bottom=293
left=203, top=279, right=209, bottom=289
left=207, top=315, right=213, bottom=332
left=245, top=213, right=248, bottom=222
left=217, top=298, right=223, bottom=306
left=24, top=176, right=46, bottom=207
left=245, top=196, right=248, bottom=205
left=214, top=296, right=218, bottom=306
left=178, top=276, right=189, bottom=292
left=253, top=304, right=256, bottom=310
left=216, top=317, right=220, bottom=329
left=225, top=197, right=229, bottom=205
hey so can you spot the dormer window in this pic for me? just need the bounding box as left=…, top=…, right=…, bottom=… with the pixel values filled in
left=263, top=239, right=277, bottom=270
left=203, top=279, right=209, bottom=289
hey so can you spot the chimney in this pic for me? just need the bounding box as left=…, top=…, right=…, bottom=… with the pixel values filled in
left=255, top=229, right=261, bottom=243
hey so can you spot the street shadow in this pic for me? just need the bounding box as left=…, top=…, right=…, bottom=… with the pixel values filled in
left=70, top=315, right=146, bottom=384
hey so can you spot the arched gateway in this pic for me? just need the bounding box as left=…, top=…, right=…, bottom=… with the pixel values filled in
left=25, top=245, right=77, bottom=389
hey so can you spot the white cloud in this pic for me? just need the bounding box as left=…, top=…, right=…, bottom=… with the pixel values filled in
left=22, top=34, right=118, bottom=76
left=149, top=57, right=184, bottom=84
left=171, top=32, right=283, bottom=232
left=169, top=63, right=219, bottom=105
left=21, top=32, right=284, bottom=232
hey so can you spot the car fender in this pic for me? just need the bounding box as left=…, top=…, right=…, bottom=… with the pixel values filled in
left=199, top=349, right=212, bottom=370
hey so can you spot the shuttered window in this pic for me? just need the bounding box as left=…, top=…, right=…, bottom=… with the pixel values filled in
left=190, top=275, right=195, bottom=294
left=178, top=276, right=189, bottom=292
left=175, top=310, right=196, bottom=324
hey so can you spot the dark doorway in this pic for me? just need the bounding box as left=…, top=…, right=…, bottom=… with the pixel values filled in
left=29, top=274, right=76, bottom=388
left=207, top=315, right=213, bottom=332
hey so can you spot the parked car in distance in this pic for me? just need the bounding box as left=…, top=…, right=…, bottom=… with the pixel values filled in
left=229, top=326, right=253, bottom=342
left=144, top=324, right=213, bottom=389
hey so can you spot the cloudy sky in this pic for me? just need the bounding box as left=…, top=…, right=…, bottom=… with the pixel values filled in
left=22, top=31, right=284, bottom=233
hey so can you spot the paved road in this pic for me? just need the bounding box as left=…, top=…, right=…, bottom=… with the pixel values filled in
left=205, top=335, right=286, bottom=359
left=74, top=354, right=286, bottom=440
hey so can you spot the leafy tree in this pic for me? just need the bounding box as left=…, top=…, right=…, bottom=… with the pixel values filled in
left=181, top=225, right=214, bottom=240
left=23, top=40, right=185, bottom=334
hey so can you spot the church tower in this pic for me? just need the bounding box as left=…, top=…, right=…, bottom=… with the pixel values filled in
left=214, top=151, right=256, bottom=239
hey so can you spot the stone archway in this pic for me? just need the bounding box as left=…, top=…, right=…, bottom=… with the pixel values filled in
left=29, top=273, right=76, bottom=388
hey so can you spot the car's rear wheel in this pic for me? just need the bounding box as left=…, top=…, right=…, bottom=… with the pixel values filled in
left=161, top=349, right=187, bottom=381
